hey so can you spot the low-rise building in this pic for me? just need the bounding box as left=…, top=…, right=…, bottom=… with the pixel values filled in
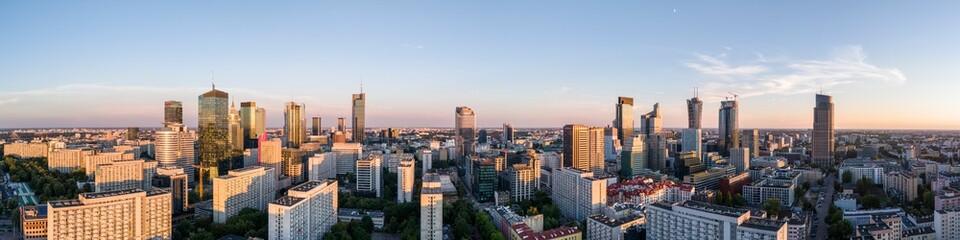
left=19, top=205, right=47, bottom=240
left=337, top=208, right=385, bottom=230
left=586, top=214, right=644, bottom=240
left=742, top=179, right=795, bottom=207
left=606, top=177, right=694, bottom=206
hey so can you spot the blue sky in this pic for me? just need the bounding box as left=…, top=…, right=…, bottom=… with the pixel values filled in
left=1, top=2, right=959, bottom=129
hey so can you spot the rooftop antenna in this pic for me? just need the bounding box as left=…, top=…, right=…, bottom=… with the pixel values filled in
left=211, top=70, right=215, bottom=89
left=360, top=76, right=364, bottom=94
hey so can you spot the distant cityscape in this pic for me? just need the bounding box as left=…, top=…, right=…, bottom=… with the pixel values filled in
left=1, top=83, right=959, bottom=240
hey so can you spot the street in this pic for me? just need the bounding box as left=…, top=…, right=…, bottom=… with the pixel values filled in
left=814, top=173, right=836, bottom=240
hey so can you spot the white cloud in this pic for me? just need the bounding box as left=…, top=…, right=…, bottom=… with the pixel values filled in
left=401, top=43, right=425, bottom=49
left=0, top=98, right=19, bottom=106
left=687, top=46, right=905, bottom=100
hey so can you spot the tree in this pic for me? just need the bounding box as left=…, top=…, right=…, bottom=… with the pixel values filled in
left=828, top=220, right=853, bottom=239
left=360, top=216, right=375, bottom=232
left=817, top=179, right=825, bottom=186
left=762, top=198, right=782, bottom=218
left=923, top=191, right=935, bottom=210
left=732, top=194, right=747, bottom=206
left=842, top=170, right=853, bottom=183
left=453, top=216, right=471, bottom=239
left=861, top=194, right=881, bottom=209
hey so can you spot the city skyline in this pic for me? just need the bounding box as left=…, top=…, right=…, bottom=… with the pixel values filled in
left=2, top=2, right=960, bottom=129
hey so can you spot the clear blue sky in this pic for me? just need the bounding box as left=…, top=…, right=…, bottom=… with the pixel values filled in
left=2, top=1, right=959, bottom=129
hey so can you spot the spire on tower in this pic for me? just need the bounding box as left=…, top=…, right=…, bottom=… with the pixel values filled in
left=360, top=76, right=364, bottom=94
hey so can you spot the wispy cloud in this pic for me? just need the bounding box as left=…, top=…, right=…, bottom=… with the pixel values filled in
left=0, top=98, right=19, bottom=106
left=687, top=46, right=905, bottom=100
left=401, top=43, right=425, bottom=50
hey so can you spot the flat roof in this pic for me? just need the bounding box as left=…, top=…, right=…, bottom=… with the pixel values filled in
left=680, top=201, right=749, bottom=218
left=588, top=214, right=643, bottom=228
left=740, top=218, right=786, bottom=232
left=339, top=208, right=385, bottom=218
left=48, top=199, right=83, bottom=208
left=82, top=188, right=143, bottom=199
left=271, top=196, right=304, bottom=207
left=291, top=179, right=335, bottom=192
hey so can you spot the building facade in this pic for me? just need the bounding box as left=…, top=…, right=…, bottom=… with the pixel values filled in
left=356, top=155, right=383, bottom=197
left=455, top=106, right=476, bottom=160
left=212, top=166, right=277, bottom=223
left=398, top=158, right=415, bottom=203
left=47, top=189, right=172, bottom=240
left=267, top=179, right=338, bottom=240
left=421, top=174, right=444, bottom=240
left=812, top=94, right=835, bottom=167
left=718, top=99, right=739, bottom=156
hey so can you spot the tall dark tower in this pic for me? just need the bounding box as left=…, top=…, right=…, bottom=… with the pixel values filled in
left=813, top=94, right=835, bottom=167
left=718, top=99, right=739, bottom=156
left=197, top=84, right=229, bottom=197
left=352, top=93, right=366, bottom=143
left=312, top=116, right=321, bottom=136
left=615, top=97, right=635, bottom=144
left=164, top=100, right=183, bottom=124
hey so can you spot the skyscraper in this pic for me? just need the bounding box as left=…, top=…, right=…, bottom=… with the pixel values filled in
left=164, top=100, right=183, bottom=124
left=356, top=155, right=383, bottom=197
left=351, top=93, right=366, bottom=143
left=284, top=102, right=305, bottom=148
left=503, top=123, right=515, bottom=143
left=337, top=117, right=346, bottom=133
left=240, top=102, right=259, bottom=149
left=562, top=124, right=605, bottom=173
left=455, top=106, right=477, bottom=160
left=615, top=97, right=635, bottom=144
left=312, top=116, right=321, bottom=136
left=620, top=135, right=646, bottom=179
left=639, top=103, right=662, bottom=135
left=719, top=99, right=740, bottom=156
left=813, top=94, right=835, bottom=167
left=398, top=159, right=415, bottom=203
left=198, top=85, right=230, bottom=196
left=686, top=96, right=703, bottom=129
left=741, top=129, right=760, bottom=158
left=730, top=148, right=750, bottom=173
left=228, top=101, right=243, bottom=151
left=477, top=129, right=488, bottom=144
left=681, top=128, right=702, bottom=156
left=255, top=107, right=266, bottom=138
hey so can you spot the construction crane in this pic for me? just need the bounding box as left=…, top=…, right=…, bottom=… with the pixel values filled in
left=728, top=92, right=739, bottom=100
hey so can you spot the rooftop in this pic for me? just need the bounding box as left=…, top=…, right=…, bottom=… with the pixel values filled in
left=902, top=226, right=935, bottom=237
left=339, top=208, right=385, bottom=218
left=291, top=179, right=335, bottom=193
left=82, top=188, right=143, bottom=199
left=680, top=200, right=749, bottom=218
left=588, top=214, right=644, bottom=228
left=271, top=196, right=304, bottom=207
left=740, top=218, right=786, bottom=232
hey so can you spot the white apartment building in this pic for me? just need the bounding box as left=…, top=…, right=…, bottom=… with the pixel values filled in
left=268, top=179, right=338, bottom=240
left=421, top=174, right=444, bottom=240
left=509, top=164, right=539, bottom=202
left=419, top=149, right=433, bottom=172
left=3, top=142, right=49, bottom=159
left=730, top=147, right=750, bottom=173
left=356, top=155, right=382, bottom=197
left=85, top=151, right=136, bottom=176
left=839, top=159, right=886, bottom=184
left=397, top=159, right=415, bottom=203
left=213, top=166, right=277, bottom=223
left=47, top=188, right=172, bottom=240
left=742, top=179, right=795, bottom=207
left=48, top=148, right=89, bottom=173
left=935, top=208, right=960, bottom=240
left=647, top=201, right=787, bottom=240
left=94, top=159, right=156, bottom=192
left=552, top=168, right=607, bottom=221
left=307, top=152, right=337, bottom=181
left=333, top=142, right=362, bottom=175
left=586, top=214, right=644, bottom=240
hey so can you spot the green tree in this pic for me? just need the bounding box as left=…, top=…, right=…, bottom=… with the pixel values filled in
left=842, top=170, right=852, bottom=183
left=762, top=198, right=782, bottom=218
left=828, top=220, right=853, bottom=239
left=861, top=194, right=881, bottom=209
left=361, top=216, right=375, bottom=232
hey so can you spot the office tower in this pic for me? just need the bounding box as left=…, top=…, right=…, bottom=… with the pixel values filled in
left=639, top=103, right=662, bottom=135
left=473, top=159, right=497, bottom=203
left=212, top=166, right=277, bottom=223
left=307, top=152, right=336, bottom=181
left=813, top=94, right=835, bottom=167
left=681, top=128, right=702, bottom=156
left=455, top=106, right=477, bottom=160
left=154, top=166, right=188, bottom=215
left=198, top=85, right=230, bottom=197
left=620, top=135, right=646, bottom=179
left=154, top=123, right=194, bottom=184
left=332, top=142, right=362, bottom=175
left=48, top=148, right=87, bottom=173
left=127, top=127, right=139, bottom=140
left=503, top=123, right=515, bottom=143
left=255, top=107, right=266, bottom=137
left=741, top=129, right=760, bottom=158
left=47, top=189, right=172, bottom=240
left=552, top=168, right=607, bottom=221
left=240, top=102, right=259, bottom=148
left=284, top=102, right=306, bottom=148
left=647, top=133, right=669, bottom=171
left=562, top=124, right=605, bottom=173
left=647, top=201, right=787, bottom=240
left=675, top=151, right=706, bottom=179
left=352, top=93, right=366, bottom=143
left=508, top=151, right=539, bottom=202
left=312, top=116, right=321, bottom=136
left=615, top=96, right=635, bottom=145
left=282, top=149, right=303, bottom=183
left=164, top=100, right=183, bottom=124
left=604, top=126, right=619, bottom=162
left=730, top=148, right=750, bottom=173
left=687, top=95, right=703, bottom=129
left=421, top=174, right=444, bottom=240
left=228, top=101, right=243, bottom=151
left=718, top=99, right=739, bottom=156
left=268, top=180, right=338, bottom=240
left=94, top=159, right=156, bottom=192
left=398, top=159, right=415, bottom=203
left=356, top=155, right=383, bottom=197
left=259, top=138, right=283, bottom=178
left=337, top=117, right=346, bottom=133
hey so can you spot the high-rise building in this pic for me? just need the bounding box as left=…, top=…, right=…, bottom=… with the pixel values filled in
left=615, top=97, right=635, bottom=144
left=312, top=116, right=321, bottom=136
left=604, top=126, right=620, bottom=162
left=419, top=149, right=433, bottom=172
left=455, top=106, right=477, bottom=160
left=268, top=180, right=338, bottom=240
left=332, top=143, right=362, bottom=175
left=307, top=152, right=336, bottom=181
left=503, top=123, right=515, bottom=143
left=127, top=127, right=140, bottom=140
left=421, top=174, right=444, bottom=240
left=154, top=166, right=189, bottom=215
left=508, top=162, right=537, bottom=202
left=255, top=107, right=266, bottom=138
left=212, top=166, right=277, bottom=223
left=935, top=208, right=960, bottom=240
left=620, top=135, right=646, bottom=179
left=240, top=102, right=259, bottom=148
left=228, top=101, right=243, bottom=151
left=356, top=155, right=383, bottom=197
left=681, top=128, right=702, bottom=156
left=284, top=102, right=306, bottom=148
left=259, top=138, right=283, bottom=178
left=198, top=85, right=230, bottom=196
left=675, top=151, right=706, bottom=179
left=687, top=96, right=703, bottom=129
left=562, top=124, right=605, bottom=173
left=639, top=103, right=662, bottom=135
left=741, top=129, right=760, bottom=158
left=730, top=148, right=751, bottom=173
left=647, top=133, right=669, bottom=171
left=47, top=189, right=172, bottom=240
left=352, top=93, right=366, bottom=143
left=397, top=158, right=415, bottom=203
left=164, top=100, right=183, bottom=124
left=552, top=168, right=607, bottom=221
left=477, top=129, right=488, bottom=145
left=48, top=148, right=87, bottom=173
left=282, top=148, right=303, bottom=183
left=719, top=99, right=740, bottom=156
left=813, top=94, right=835, bottom=167
left=94, top=159, right=156, bottom=192
left=337, top=117, right=346, bottom=133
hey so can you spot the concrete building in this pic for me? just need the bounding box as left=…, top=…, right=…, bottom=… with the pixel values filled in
left=607, top=177, right=694, bottom=206
left=212, top=166, right=277, bottom=223
left=586, top=214, right=644, bottom=240
left=259, top=138, right=283, bottom=178
left=562, top=124, right=605, bottom=173
left=839, top=159, right=886, bottom=184
left=19, top=205, right=47, bottom=240
left=3, top=142, right=49, bottom=159
left=742, top=179, right=795, bottom=207
left=687, top=95, right=703, bottom=129
left=647, top=201, right=786, bottom=240
left=156, top=123, right=196, bottom=184
left=154, top=166, right=189, bottom=215
left=884, top=171, right=919, bottom=202
left=741, top=129, right=760, bottom=159
left=356, top=155, right=383, bottom=197
left=281, top=148, right=303, bottom=183
left=398, top=158, right=415, bottom=203
left=683, top=165, right=736, bottom=191
left=737, top=218, right=789, bottom=240
left=47, top=189, right=172, bottom=240
left=268, top=179, right=338, bottom=240
left=48, top=148, right=89, bottom=173
left=85, top=151, right=136, bottom=176
left=332, top=142, right=362, bottom=175
left=94, top=159, right=156, bottom=192
left=812, top=94, right=835, bottom=167
left=681, top=128, right=702, bottom=157
left=338, top=208, right=385, bottom=230
left=730, top=148, right=750, bottom=174
left=352, top=93, right=366, bottom=143
left=421, top=174, right=444, bottom=240
left=553, top=168, right=607, bottom=221
left=307, top=152, right=337, bottom=181
left=934, top=208, right=960, bottom=240
left=419, top=149, right=433, bottom=172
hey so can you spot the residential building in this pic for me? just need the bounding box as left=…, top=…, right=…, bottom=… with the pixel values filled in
left=267, top=179, right=338, bottom=240
left=884, top=171, right=919, bottom=202
left=19, top=205, right=47, bottom=240
left=212, top=166, right=277, bottom=223
left=94, top=159, right=156, bottom=192
left=338, top=208, right=385, bottom=230
left=308, top=152, right=337, bottom=181
left=332, top=142, right=362, bottom=175
left=422, top=174, right=444, bottom=240
left=398, top=158, right=415, bottom=203
left=553, top=168, right=607, bottom=221
left=742, top=178, right=795, bottom=207
left=562, top=124, right=605, bottom=173
left=839, top=159, right=886, bottom=184
left=48, top=148, right=87, bottom=173
left=47, top=189, right=172, bottom=240
left=154, top=166, right=189, bottom=215
left=607, top=177, right=694, bottom=206
left=648, top=200, right=787, bottom=240
left=730, top=148, right=750, bottom=173
left=259, top=138, right=283, bottom=177
left=587, top=214, right=644, bottom=240
left=3, top=142, right=48, bottom=158
left=356, top=155, right=383, bottom=197
left=934, top=208, right=960, bottom=240
left=737, top=218, right=789, bottom=240
left=282, top=148, right=303, bottom=183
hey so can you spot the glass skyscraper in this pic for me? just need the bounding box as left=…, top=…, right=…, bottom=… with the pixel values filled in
left=164, top=100, right=183, bottom=124
left=615, top=97, right=634, bottom=144
left=718, top=99, right=740, bottom=156
left=198, top=85, right=229, bottom=196
left=455, top=106, right=476, bottom=160
left=352, top=93, right=366, bottom=143
left=813, top=94, right=835, bottom=167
